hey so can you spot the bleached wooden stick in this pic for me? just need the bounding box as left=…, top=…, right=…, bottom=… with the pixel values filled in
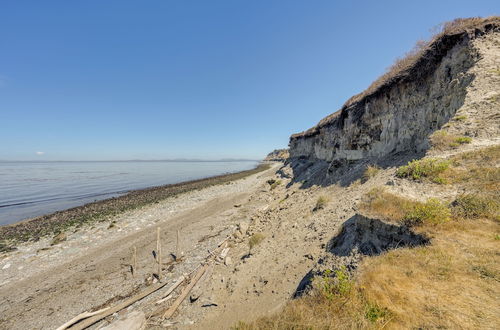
left=162, top=264, right=209, bottom=319
left=220, top=247, right=230, bottom=259
left=70, top=281, right=170, bottom=330
left=176, top=229, right=180, bottom=259
left=155, top=275, right=186, bottom=305
left=157, top=227, right=162, bottom=281
left=132, top=245, right=137, bottom=277
left=55, top=307, right=110, bottom=330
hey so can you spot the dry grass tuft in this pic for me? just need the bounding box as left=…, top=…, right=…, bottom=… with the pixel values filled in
left=248, top=233, right=265, bottom=252
left=430, top=130, right=472, bottom=150
left=362, top=188, right=450, bottom=226
left=362, top=165, right=380, bottom=182
left=313, top=196, right=328, bottom=211
left=446, top=145, right=500, bottom=194
left=451, top=194, right=499, bottom=220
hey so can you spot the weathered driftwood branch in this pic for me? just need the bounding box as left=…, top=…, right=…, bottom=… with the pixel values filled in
left=132, top=245, right=137, bottom=277
left=155, top=276, right=186, bottom=305
left=157, top=227, right=162, bottom=281
left=176, top=229, right=180, bottom=260
left=69, top=281, right=170, bottom=330
left=162, top=263, right=209, bottom=319
left=55, top=307, right=110, bottom=330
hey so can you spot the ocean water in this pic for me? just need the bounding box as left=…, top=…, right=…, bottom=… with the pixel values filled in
left=0, top=160, right=258, bottom=226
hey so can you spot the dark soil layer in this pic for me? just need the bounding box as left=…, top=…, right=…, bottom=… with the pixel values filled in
left=0, top=163, right=270, bottom=246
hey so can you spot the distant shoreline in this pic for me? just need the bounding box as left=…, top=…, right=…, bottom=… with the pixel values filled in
left=0, top=159, right=260, bottom=163
left=0, top=163, right=271, bottom=248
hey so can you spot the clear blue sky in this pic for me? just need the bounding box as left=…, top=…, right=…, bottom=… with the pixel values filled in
left=0, top=1, right=498, bottom=160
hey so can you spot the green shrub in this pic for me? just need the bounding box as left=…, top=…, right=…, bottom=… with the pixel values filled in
left=396, top=158, right=450, bottom=182
left=318, top=267, right=353, bottom=300
left=268, top=179, right=282, bottom=190
left=365, top=304, right=388, bottom=323
left=452, top=194, right=499, bottom=219
left=403, top=198, right=451, bottom=226
left=454, top=115, right=467, bottom=121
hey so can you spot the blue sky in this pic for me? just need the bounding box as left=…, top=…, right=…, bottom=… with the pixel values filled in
left=0, top=1, right=498, bottom=160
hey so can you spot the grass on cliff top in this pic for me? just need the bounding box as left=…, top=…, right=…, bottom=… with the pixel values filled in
left=0, top=164, right=271, bottom=248
left=237, top=145, right=500, bottom=329
left=344, top=17, right=498, bottom=108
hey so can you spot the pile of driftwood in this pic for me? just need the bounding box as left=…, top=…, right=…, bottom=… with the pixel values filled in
left=56, top=228, right=230, bottom=330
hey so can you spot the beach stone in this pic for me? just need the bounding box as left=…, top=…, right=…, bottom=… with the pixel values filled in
left=2, top=263, right=11, bottom=270
left=224, top=256, right=232, bottom=266
left=101, top=310, right=145, bottom=330
left=238, top=222, right=249, bottom=235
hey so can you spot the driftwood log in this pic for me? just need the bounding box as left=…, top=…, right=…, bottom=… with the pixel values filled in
left=55, top=307, right=110, bottom=330
left=67, top=281, right=170, bottom=330
left=162, top=263, right=209, bottom=319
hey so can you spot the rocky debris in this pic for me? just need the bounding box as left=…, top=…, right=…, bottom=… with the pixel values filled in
left=328, top=214, right=429, bottom=257
left=237, top=222, right=249, bottom=236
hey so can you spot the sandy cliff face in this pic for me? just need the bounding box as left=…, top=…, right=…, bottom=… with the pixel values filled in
left=289, top=21, right=500, bottom=165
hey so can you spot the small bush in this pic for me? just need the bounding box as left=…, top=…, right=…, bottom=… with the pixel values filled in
left=365, top=304, right=388, bottom=323
left=248, top=233, right=265, bottom=252
left=268, top=179, right=282, bottom=190
left=317, top=267, right=353, bottom=300
left=313, top=196, right=328, bottom=211
left=403, top=198, right=451, bottom=226
left=451, top=194, right=499, bottom=220
left=362, top=165, right=380, bottom=182
left=396, top=158, right=450, bottom=182
left=454, top=115, right=467, bottom=121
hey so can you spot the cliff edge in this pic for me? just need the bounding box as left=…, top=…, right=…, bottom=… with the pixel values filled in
left=288, top=17, right=499, bottom=178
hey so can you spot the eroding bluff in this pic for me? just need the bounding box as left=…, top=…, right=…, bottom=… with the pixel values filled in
left=289, top=19, right=499, bottom=164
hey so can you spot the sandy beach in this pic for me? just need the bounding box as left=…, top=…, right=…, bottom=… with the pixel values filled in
left=0, top=163, right=276, bottom=329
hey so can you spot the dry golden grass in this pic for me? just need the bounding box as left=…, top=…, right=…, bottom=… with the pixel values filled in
left=445, top=145, right=500, bottom=194
left=361, top=187, right=451, bottom=226
left=359, top=219, right=500, bottom=329
left=362, top=165, right=380, bottom=182
left=360, top=187, right=414, bottom=222
left=430, top=130, right=472, bottom=150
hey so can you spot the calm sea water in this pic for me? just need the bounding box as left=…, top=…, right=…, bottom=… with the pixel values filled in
left=0, top=160, right=258, bottom=226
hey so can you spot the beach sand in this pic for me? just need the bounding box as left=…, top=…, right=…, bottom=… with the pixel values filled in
left=0, top=163, right=277, bottom=329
